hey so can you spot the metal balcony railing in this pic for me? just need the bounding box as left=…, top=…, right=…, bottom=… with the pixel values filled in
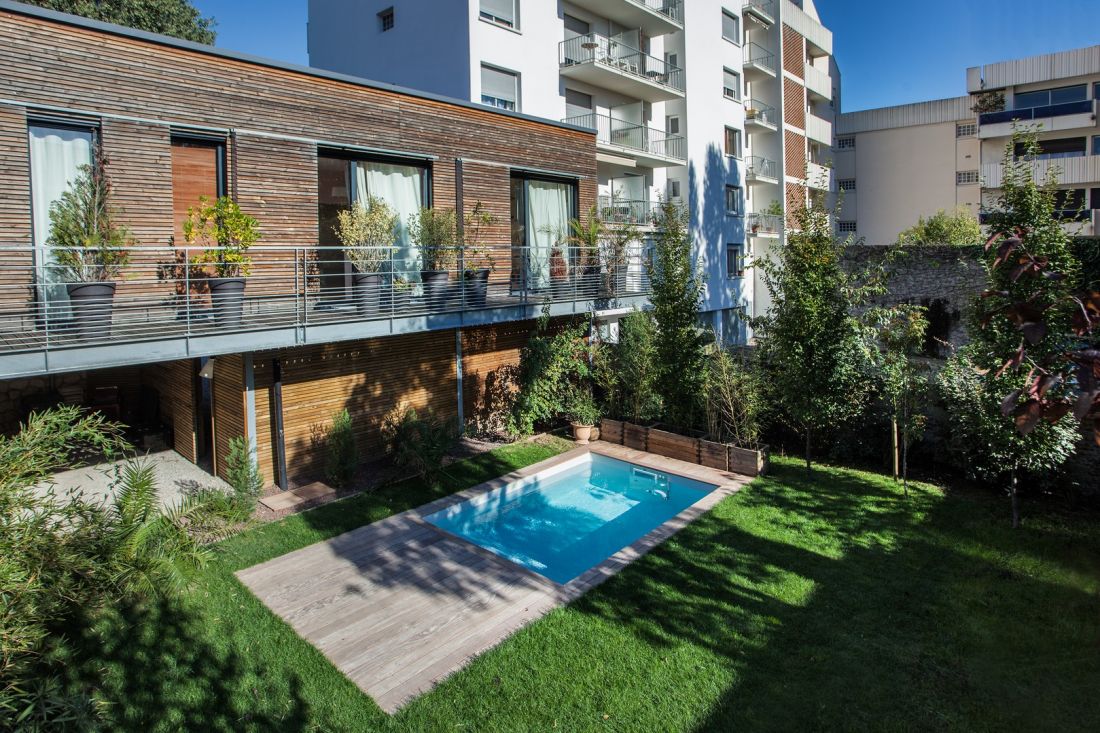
left=0, top=245, right=652, bottom=356
left=746, top=213, right=783, bottom=234
left=597, top=196, right=662, bottom=226
left=559, top=33, right=685, bottom=94
left=979, top=99, right=1094, bottom=126
left=627, top=0, right=683, bottom=24
left=744, top=100, right=778, bottom=128
left=744, top=43, right=776, bottom=74
left=563, top=112, right=687, bottom=161
left=746, top=156, right=779, bottom=180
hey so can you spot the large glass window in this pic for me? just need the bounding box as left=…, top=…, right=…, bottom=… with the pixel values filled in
left=724, top=127, right=741, bottom=157
left=1015, top=136, right=1087, bottom=160
left=510, top=175, right=576, bottom=290
left=1013, top=84, right=1087, bottom=109
left=481, top=64, right=519, bottom=111
left=29, top=122, right=95, bottom=310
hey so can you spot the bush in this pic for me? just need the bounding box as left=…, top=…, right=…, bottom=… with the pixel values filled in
left=509, top=318, right=590, bottom=436
left=224, top=436, right=263, bottom=514
left=565, top=388, right=600, bottom=426
left=593, top=310, right=662, bottom=424
left=703, top=347, right=763, bottom=448
left=382, top=406, right=454, bottom=482
left=322, top=409, right=357, bottom=488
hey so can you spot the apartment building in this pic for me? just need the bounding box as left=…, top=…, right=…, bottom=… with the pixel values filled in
left=836, top=45, right=1100, bottom=246
left=308, top=0, right=840, bottom=331
left=0, top=1, right=647, bottom=487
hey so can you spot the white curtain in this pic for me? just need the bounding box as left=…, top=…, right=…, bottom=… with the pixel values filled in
left=356, top=161, right=423, bottom=284
left=525, top=180, right=571, bottom=289
left=29, top=125, right=93, bottom=311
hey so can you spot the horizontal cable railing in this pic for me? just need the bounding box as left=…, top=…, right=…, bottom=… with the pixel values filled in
left=0, top=245, right=652, bottom=354
left=562, top=112, right=686, bottom=161
left=559, top=33, right=685, bottom=94
left=628, top=0, right=683, bottom=24
left=979, top=99, right=1094, bottom=126
left=746, top=213, right=783, bottom=234
left=746, top=156, right=779, bottom=180
left=744, top=42, right=776, bottom=74
left=597, top=196, right=662, bottom=226
left=744, top=100, right=778, bottom=128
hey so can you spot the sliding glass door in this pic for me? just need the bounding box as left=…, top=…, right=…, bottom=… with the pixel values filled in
left=354, top=161, right=424, bottom=285
left=510, top=175, right=576, bottom=292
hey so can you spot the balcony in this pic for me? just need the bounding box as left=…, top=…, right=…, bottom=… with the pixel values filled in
left=564, top=112, right=686, bottom=166
left=745, top=156, right=779, bottom=185
left=806, top=160, right=831, bottom=189
left=744, top=100, right=778, bottom=132
left=560, top=33, right=685, bottom=103
left=573, top=0, right=683, bottom=35
left=746, top=213, right=782, bottom=237
left=742, top=0, right=775, bottom=26
left=0, top=245, right=651, bottom=378
left=597, top=195, right=662, bottom=226
left=981, top=154, right=1100, bottom=188
left=804, top=64, right=832, bottom=102
left=743, top=43, right=777, bottom=79
left=805, top=112, right=832, bottom=144
left=979, top=100, right=1097, bottom=138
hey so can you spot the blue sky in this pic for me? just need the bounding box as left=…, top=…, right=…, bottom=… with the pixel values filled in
left=192, top=0, right=1098, bottom=112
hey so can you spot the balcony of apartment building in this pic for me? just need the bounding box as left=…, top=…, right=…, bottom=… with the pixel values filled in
left=804, top=63, right=832, bottom=103
left=563, top=111, right=687, bottom=166
left=742, top=0, right=775, bottom=27
left=746, top=212, right=783, bottom=238
left=805, top=110, right=832, bottom=145
left=572, top=0, right=683, bottom=36
left=979, top=85, right=1097, bottom=139
left=744, top=99, right=779, bottom=132
left=745, top=155, right=780, bottom=185
left=0, top=243, right=652, bottom=379
left=981, top=143, right=1100, bottom=189
left=743, top=42, right=778, bottom=80
left=559, top=32, right=685, bottom=103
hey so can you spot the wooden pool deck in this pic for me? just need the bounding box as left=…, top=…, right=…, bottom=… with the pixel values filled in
left=235, top=442, right=748, bottom=713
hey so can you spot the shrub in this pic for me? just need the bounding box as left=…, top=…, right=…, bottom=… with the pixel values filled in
left=703, top=347, right=763, bottom=449
left=183, top=196, right=261, bottom=278
left=382, top=406, right=454, bottom=482
left=335, top=195, right=398, bottom=273
left=322, top=409, right=357, bottom=488
left=565, top=388, right=600, bottom=426
left=593, top=310, right=662, bottom=424
left=896, top=207, right=982, bottom=247
left=408, top=207, right=457, bottom=271
left=224, top=436, right=262, bottom=510
left=508, top=318, right=590, bottom=436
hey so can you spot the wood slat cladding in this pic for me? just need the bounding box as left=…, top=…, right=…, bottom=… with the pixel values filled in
left=0, top=106, right=33, bottom=310
left=461, top=319, right=536, bottom=430
left=784, top=129, right=807, bottom=180
left=251, top=331, right=459, bottom=482
left=782, top=24, right=805, bottom=78
left=170, top=139, right=221, bottom=243
left=233, top=134, right=317, bottom=246
left=147, top=359, right=197, bottom=462
left=782, top=77, right=805, bottom=131
left=212, top=354, right=245, bottom=479
left=100, top=119, right=173, bottom=248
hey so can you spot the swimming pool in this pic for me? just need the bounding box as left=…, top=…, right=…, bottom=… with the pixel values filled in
left=423, top=452, right=717, bottom=584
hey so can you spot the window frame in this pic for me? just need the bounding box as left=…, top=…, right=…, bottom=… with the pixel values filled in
left=726, top=242, right=744, bottom=278
left=956, top=170, right=979, bottom=185
left=837, top=221, right=857, bottom=234
left=668, top=179, right=681, bottom=200
left=836, top=135, right=855, bottom=150
left=171, top=132, right=228, bottom=198
left=955, top=122, right=976, bottom=138
left=479, top=0, right=519, bottom=30
left=377, top=7, right=395, bottom=32
left=724, top=126, right=741, bottom=158
left=722, top=67, right=742, bottom=102
left=724, top=184, right=743, bottom=216
left=480, top=63, right=520, bottom=112
left=837, top=178, right=856, bottom=191
left=721, top=9, right=741, bottom=45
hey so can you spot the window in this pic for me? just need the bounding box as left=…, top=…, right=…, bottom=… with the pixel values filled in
left=171, top=136, right=226, bottom=244
left=723, top=68, right=741, bottom=101
left=1094, top=135, right=1100, bottom=156
left=956, top=122, right=976, bottom=137
left=666, top=115, right=681, bottom=135
left=725, top=185, right=743, bottom=215
left=956, top=170, right=979, bottom=185
left=509, top=173, right=578, bottom=290
left=724, top=126, right=741, bottom=157
left=838, top=221, right=857, bottom=233
left=666, top=52, right=679, bottom=69
left=836, top=135, right=855, bottom=149
left=480, top=0, right=518, bottom=29
left=377, top=7, right=394, bottom=31
left=1013, top=84, right=1087, bottom=110
left=481, top=64, right=519, bottom=111
left=837, top=178, right=856, bottom=191
left=29, top=121, right=96, bottom=309
left=564, top=88, right=593, bottom=120
left=726, top=243, right=744, bottom=278
left=1014, top=136, right=1087, bottom=161
left=668, top=179, right=681, bottom=199
left=721, top=9, right=740, bottom=44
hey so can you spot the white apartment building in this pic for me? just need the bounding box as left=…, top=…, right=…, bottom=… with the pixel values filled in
left=307, top=0, right=839, bottom=336
left=836, top=45, right=1100, bottom=246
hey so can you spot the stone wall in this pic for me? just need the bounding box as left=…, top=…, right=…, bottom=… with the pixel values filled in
left=0, top=372, right=86, bottom=433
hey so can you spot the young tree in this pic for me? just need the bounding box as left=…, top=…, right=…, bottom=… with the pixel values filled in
left=873, top=305, right=930, bottom=495
left=647, top=200, right=709, bottom=429
left=593, top=310, right=662, bottom=423
left=946, top=129, right=1090, bottom=527
left=752, top=199, right=872, bottom=473
left=23, top=0, right=216, bottom=43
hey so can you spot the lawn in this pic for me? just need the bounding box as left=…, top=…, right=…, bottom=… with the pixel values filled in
left=80, top=438, right=1100, bottom=732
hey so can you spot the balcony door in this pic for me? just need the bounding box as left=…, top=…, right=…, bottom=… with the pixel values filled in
left=170, top=136, right=225, bottom=246
left=510, top=174, right=577, bottom=291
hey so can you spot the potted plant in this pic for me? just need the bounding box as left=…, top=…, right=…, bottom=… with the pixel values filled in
left=567, top=388, right=600, bottom=444
left=461, top=201, right=496, bottom=308
left=48, top=151, right=133, bottom=340
left=567, top=206, right=604, bottom=299
left=183, top=196, right=260, bottom=328
left=409, top=207, right=457, bottom=308
left=335, top=195, right=397, bottom=316
left=391, top=276, right=412, bottom=312
left=549, top=246, right=570, bottom=299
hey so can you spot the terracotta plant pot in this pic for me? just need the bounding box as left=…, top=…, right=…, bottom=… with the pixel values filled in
left=571, top=422, right=594, bottom=445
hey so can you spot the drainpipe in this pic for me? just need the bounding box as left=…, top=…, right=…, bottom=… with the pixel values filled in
left=272, top=357, right=289, bottom=490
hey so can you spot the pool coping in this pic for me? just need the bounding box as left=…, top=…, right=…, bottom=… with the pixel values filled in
left=407, top=441, right=750, bottom=601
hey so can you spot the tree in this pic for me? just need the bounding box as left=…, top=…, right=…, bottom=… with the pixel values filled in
left=508, top=316, right=591, bottom=436
left=897, top=207, right=982, bottom=247
left=647, top=200, right=709, bottom=429
left=948, top=129, right=1090, bottom=527
left=23, top=0, right=216, bottom=44
left=593, top=309, right=662, bottom=424
left=873, top=304, right=930, bottom=495
left=752, top=198, right=872, bottom=473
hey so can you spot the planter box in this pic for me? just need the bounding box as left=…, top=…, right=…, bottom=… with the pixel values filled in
left=699, top=439, right=729, bottom=471
left=647, top=428, right=698, bottom=464
left=599, top=418, right=624, bottom=445
left=623, top=423, right=648, bottom=451
left=728, top=445, right=768, bottom=477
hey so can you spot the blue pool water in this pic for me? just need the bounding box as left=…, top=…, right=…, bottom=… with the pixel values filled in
left=424, top=453, right=716, bottom=584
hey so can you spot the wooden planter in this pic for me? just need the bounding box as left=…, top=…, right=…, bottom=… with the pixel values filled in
left=728, top=445, right=769, bottom=477
left=699, top=438, right=729, bottom=470
left=623, top=422, right=648, bottom=451
left=599, top=418, right=624, bottom=445
left=647, top=427, right=698, bottom=464
left=598, top=419, right=769, bottom=477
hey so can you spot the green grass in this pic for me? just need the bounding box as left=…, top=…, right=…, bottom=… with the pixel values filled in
left=81, top=441, right=1100, bottom=732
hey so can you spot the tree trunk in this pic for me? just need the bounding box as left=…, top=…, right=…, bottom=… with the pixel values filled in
left=1010, top=469, right=1020, bottom=529
left=901, top=425, right=909, bottom=498
left=891, top=416, right=899, bottom=482
left=805, top=428, right=813, bottom=477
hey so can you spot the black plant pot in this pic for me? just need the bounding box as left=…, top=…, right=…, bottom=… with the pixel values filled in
left=421, top=270, right=451, bottom=309
left=551, top=278, right=572, bottom=300
left=392, top=288, right=410, bottom=312
left=209, top=277, right=246, bottom=328
left=353, top=272, right=383, bottom=317
left=66, top=281, right=116, bottom=340
left=464, top=268, right=490, bottom=308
